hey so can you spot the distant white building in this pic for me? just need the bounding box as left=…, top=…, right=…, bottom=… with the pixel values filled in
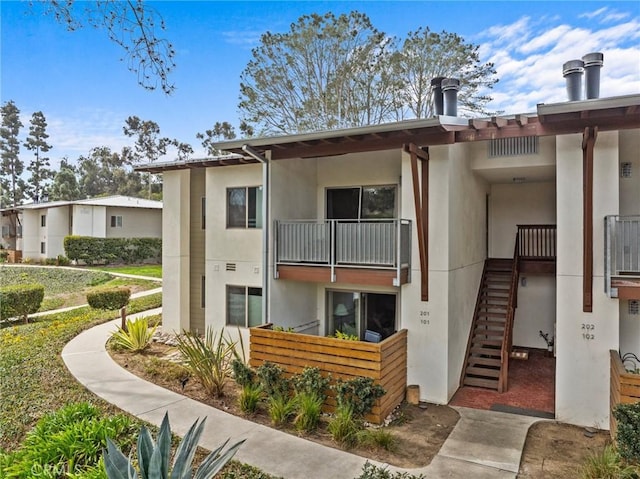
left=3, top=195, right=162, bottom=261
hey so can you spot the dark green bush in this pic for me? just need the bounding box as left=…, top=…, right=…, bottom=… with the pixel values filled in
left=256, top=362, right=290, bottom=399
left=333, top=377, right=386, bottom=418
left=0, top=283, right=45, bottom=322
left=355, top=462, right=426, bottom=479
left=614, top=401, right=640, bottom=463
left=233, top=359, right=256, bottom=388
left=86, top=287, right=131, bottom=310
left=293, top=366, right=330, bottom=401
left=64, top=235, right=161, bottom=265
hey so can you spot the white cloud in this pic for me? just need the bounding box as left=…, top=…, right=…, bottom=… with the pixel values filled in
left=479, top=9, right=640, bottom=114
left=221, top=30, right=264, bottom=48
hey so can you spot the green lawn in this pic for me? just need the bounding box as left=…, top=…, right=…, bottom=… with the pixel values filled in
left=0, top=266, right=160, bottom=312
left=91, top=264, right=162, bottom=278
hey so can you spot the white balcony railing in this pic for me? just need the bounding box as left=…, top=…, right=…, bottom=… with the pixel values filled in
left=274, top=219, right=411, bottom=278
left=605, top=215, right=640, bottom=297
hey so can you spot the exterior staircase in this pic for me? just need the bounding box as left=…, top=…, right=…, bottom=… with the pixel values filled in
left=460, top=258, right=518, bottom=392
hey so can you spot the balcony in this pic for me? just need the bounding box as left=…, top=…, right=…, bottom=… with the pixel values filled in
left=605, top=215, right=640, bottom=299
left=274, top=219, right=411, bottom=287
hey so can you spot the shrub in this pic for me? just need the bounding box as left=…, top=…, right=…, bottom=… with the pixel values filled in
left=293, top=366, right=330, bottom=401
left=294, top=392, right=323, bottom=433
left=56, top=255, right=71, bottom=266
left=239, top=383, right=263, bottom=414
left=256, top=362, right=290, bottom=399
left=355, top=462, right=426, bottom=479
left=86, top=287, right=131, bottom=310
left=110, top=317, right=158, bottom=352
left=578, top=444, right=639, bottom=479
left=358, top=428, right=398, bottom=452
left=64, top=235, right=161, bottom=265
left=614, top=401, right=640, bottom=463
left=232, top=358, right=256, bottom=388
left=0, top=283, right=44, bottom=323
left=175, top=328, right=239, bottom=397
left=104, top=413, right=244, bottom=479
left=267, top=394, right=297, bottom=427
left=328, top=404, right=360, bottom=448
left=1, top=402, right=137, bottom=478
left=333, top=377, right=386, bottom=418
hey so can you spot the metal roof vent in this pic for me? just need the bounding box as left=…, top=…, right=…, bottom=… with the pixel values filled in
left=621, top=162, right=632, bottom=178
left=489, top=136, right=539, bottom=157
left=563, top=59, right=584, bottom=101
left=583, top=52, right=604, bottom=100
left=441, top=78, right=460, bottom=116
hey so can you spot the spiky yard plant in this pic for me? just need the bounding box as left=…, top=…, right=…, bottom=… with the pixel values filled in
left=294, top=392, right=323, bottom=433
left=239, top=383, right=263, bottom=414
left=104, top=413, right=244, bottom=479
left=110, top=317, right=158, bottom=352
left=267, top=394, right=297, bottom=427
left=175, top=327, right=239, bottom=397
left=328, top=403, right=361, bottom=449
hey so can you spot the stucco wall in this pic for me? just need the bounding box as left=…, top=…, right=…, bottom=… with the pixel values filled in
left=190, top=169, right=206, bottom=332
left=162, top=170, right=191, bottom=333
left=555, top=131, right=620, bottom=428
left=619, top=129, right=640, bottom=216
left=489, top=181, right=557, bottom=348
left=46, top=206, right=70, bottom=258
left=21, top=209, right=40, bottom=259
left=205, top=164, right=263, bottom=339
left=104, top=207, right=161, bottom=238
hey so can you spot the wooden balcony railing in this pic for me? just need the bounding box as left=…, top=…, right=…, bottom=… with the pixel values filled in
left=517, top=224, right=556, bottom=260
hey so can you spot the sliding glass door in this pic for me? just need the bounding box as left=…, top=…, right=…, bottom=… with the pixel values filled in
left=326, top=290, right=397, bottom=340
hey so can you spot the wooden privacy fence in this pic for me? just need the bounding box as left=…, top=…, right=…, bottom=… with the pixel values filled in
left=609, top=350, right=640, bottom=438
left=250, top=324, right=408, bottom=424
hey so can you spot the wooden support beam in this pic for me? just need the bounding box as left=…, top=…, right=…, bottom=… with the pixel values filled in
left=515, top=114, right=529, bottom=126
left=582, top=126, right=597, bottom=312
left=491, top=116, right=508, bottom=128
left=408, top=143, right=429, bottom=301
left=470, top=119, right=489, bottom=130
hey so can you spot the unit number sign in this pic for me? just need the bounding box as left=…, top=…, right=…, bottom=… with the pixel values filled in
left=420, top=311, right=430, bottom=325
left=581, top=323, right=595, bottom=340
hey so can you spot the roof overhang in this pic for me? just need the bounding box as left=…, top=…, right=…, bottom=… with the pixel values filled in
left=138, top=94, right=640, bottom=173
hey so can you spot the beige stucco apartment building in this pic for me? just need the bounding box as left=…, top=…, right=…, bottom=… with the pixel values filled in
left=142, top=75, right=639, bottom=429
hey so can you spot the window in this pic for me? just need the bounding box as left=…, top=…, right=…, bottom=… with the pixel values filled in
left=201, top=197, right=206, bottom=229
left=40, top=215, right=46, bottom=227
left=227, top=187, right=263, bottom=228
left=40, top=242, right=46, bottom=254
left=326, top=185, right=396, bottom=220
left=327, top=290, right=396, bottom=340
left=227, top=286, right=262, bottom=327
left=110, top=215, right=123, bottom=228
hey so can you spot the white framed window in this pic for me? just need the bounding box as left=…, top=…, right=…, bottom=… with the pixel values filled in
left=40, top=242, right=46, bottom=254
left=40, top=215, right=46, bottom=227
left=226, top=285, right=262, bottom=327
left=326, top=185, right=396, bottom=220
left=110, top=215, right=123, bottom=228
left=327, top=290, right=397, bottom=341
left=227, top=186, right=263, bottom=228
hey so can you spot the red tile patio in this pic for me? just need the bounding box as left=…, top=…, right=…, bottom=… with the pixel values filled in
left=450, top=348, right=555, bottom=416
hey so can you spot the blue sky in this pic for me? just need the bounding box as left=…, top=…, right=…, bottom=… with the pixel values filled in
left=1, top=1, right=639, bottom=166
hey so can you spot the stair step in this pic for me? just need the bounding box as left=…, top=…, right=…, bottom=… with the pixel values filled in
left=470, top=346, right=502, bottom=356
left=467, top=356, right=502, bottom=367
left=476, top=319, right=506, bottom=327
left=482, top=287, right=510, bottom=292
left=465, top=366, right=501, bottom=378
left=472, top=339, right=503, bottom=347
left=473, top=329, right=505, bottom=339
left=463, top=377, right=500, bottom=389
left=478, top=304, right=508, bottom=310
left=477, top=312, right=507, bottom=318
left=481, top=295, right=509, bottom=302
left=485, top=279, right=512, bottom=285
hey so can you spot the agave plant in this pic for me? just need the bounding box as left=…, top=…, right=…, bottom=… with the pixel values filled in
left=103, top=413, right=244, bottom=479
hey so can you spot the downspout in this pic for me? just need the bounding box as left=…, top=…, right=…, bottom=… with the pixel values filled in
left=242, top=145, right=270, bottom=325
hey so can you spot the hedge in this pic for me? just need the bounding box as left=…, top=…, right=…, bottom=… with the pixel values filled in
left=614, top=401, right=640, bottom=463
left=64, top=236, right=161, bottom=265
left=86, top=287, right=131, bottom=310
left=0, top=283, right=45, bottom=322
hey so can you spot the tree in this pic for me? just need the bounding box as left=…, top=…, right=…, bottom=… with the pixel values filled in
left=0, top=101, right=25, bottom=208
left=49, top=158, right=81, bottom=201
left=35, top=1, right=176, bottom=94
left=123, top=116, right=172, bottom=198
left=24, top=111, right=54, bottom=202
left=239, top=12, right=396, bottom=134
left=196, top=121, right=237, bottom=156
left=392, top=27, right=497, bottom=119
left=238, top=12, right=498, bottom=134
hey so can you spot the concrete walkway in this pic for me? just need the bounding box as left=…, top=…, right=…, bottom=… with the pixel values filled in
left=62, top=312, right=540, bottom=479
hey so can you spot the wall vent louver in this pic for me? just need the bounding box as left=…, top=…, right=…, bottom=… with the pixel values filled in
left=226, top=263, right=236, bottom=272
left=630, top=300, right=639, bottom=316
left=621, top=162, right=632, bottom=178
left=489, top=136, right=539, bottom=158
